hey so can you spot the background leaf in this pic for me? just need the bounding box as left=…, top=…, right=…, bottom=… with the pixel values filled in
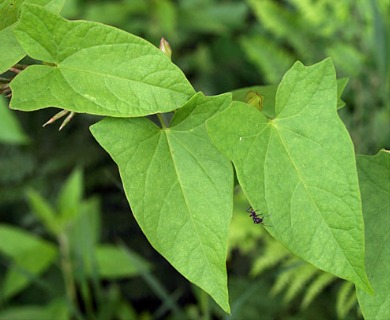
left=0, top=96, right=28, bottom=144
left=27, top=188, right=60, bottom=236
left=10, top=4, right=195, bottom=117
left=0, top=298, right=68, bottom=320
left=356, top=150, right=390, bottom=320
left=90, top=92, right=233, bottom=313
left=207, top=58, right=371, bottom=293
left=0, top=224, right=57, bottom=300
left=94, top=245, right=151, bottom=279
left=57, top=168, right=83, bottom=225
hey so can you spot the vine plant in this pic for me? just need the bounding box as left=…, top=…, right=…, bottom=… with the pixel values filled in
left=1, top=2, right=388, bottom=319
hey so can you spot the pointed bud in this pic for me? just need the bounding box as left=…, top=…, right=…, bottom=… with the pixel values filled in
left=42, top=110, right=70, bottom=127
left=59, top=112, right=75, bottom=131
left=42, top=109, right=76, bottom=130
left=245, top=91, right=264, bottom=111
left=159, top=37, right=172, bottom=59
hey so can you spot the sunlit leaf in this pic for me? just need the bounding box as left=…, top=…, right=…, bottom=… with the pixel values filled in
left=90, top=92, right=233, bottom=312
left=207, top=58, right=372, bottom=293
left=10, top=4, right=195, bottom=117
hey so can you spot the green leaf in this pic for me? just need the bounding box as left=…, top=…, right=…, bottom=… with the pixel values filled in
left=231, top=77, right=348, bottom=119
left=0, top=0, right=66, bottom=73
left=231, top=85, right=277, bottom=119
left=27, top=189, right=61, bottom=236
left=0, top=224, right=57, bottom=299
left=95, top=245, right=151, bottom=279
left=10, top=4, right=195, bottom=117
left=90, top=92, right=233, bottom=313
left=207, top=58, right=372, bottom=293
left=57, top=168, right=83, bottom=225
left=68, top=197, right=101, bottom=256
left=27, top=169, right=85, bottom=236
left=0, top=26, right=25, bottom=74
left=336, top=77, right=348, bottom=109
left=356, top=150, right=390, bottom=320
left=0, top=96, right=29, bottom=144
left=0, top=298, right=69, bottom=320
left=67, top=197, right=101, bottom=279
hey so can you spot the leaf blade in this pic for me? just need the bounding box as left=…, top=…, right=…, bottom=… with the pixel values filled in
left=10, top=4, right=194, bottom=117
left=0, top=225, right=57, bottom=299
left=0, top=0, right=65, bottom=73
left=207, top=58, right=372, bottom=292
left=90, top=93, right=233, bottom=312
left=356, top=150, right=390, bottom=320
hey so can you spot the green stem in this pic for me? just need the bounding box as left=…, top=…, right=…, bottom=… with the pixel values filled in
left=157, top=113, right=167, bottom=129
left=58, top=232, right=79, bottom=314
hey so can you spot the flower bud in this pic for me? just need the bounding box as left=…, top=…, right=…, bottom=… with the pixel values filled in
left=245, top=91, right=264, bottom=111
left=159, top=37, right=172, bottom=59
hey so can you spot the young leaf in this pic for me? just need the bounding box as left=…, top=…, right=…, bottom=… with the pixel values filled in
left=207, top=58, right=372, bottom=293
left=356, top=150, right=390, bottom=320
left=57, top=168, right=83, bottom=226
left=90, top=92, right=233, bottom=313
left=0, top=0, right=65, bottom=73
left=10, top=4, right=195, bottom=117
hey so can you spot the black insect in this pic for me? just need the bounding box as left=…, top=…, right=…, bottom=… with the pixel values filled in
left=247, top=207, right=264, bottom=224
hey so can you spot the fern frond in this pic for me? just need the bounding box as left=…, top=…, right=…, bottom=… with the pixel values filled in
left=270, top=262, right=293, bottom=297
left=228, top=210, right=266, bottom=256
left=278, top=262, right=319, bottom=304
left=240, top=35, right=295, bottom=83
left=290, top=0, right=323, bottom=26
left=270, top=257, right=304, bottom=296
left=336, top=281, right=358, bottom=319
left=326, top=43, right=364, bottom=77
left=301, top=272, right=336, bottom=309
left=250, top=239, right=290, bottom=276
left=247, top=0, right=298, bottom=40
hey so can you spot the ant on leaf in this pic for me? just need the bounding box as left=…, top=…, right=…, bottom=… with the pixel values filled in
left=247, top=207, right=271, bottom=226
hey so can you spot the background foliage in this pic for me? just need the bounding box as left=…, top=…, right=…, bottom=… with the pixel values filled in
left=1, top=0, right=388, bottom=319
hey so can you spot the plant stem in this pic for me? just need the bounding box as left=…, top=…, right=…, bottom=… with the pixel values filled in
left=58, top=232, right=79, bottom=314
left=157, top=113, right=167, bottom=129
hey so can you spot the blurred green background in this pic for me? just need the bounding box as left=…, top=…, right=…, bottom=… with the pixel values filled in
left=0, top=0, right=388, bottom=319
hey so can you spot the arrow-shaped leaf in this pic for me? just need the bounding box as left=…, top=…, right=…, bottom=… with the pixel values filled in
left=10, top=4, right=194, bottom=117
left=90, top=92, right=233, bottom=312
left=207, top=58, right=372, bottom=293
